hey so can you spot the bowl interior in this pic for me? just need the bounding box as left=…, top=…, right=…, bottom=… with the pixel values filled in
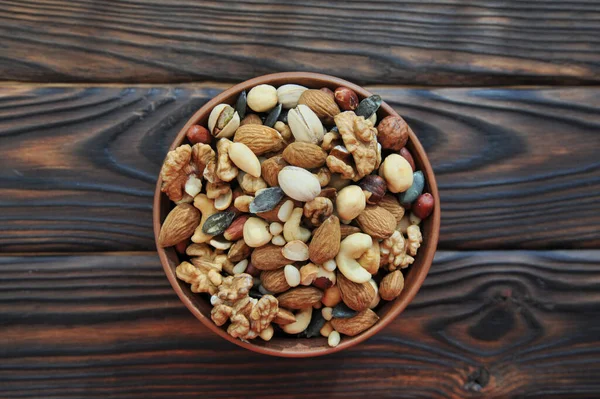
left=154, top=72, right=440, bottom=357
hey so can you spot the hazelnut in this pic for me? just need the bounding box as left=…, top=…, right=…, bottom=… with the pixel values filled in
left=377, top=115, right=409, bottom=151
left=313, top=267, right=336, bottom=289
left=336, top=185, right=366, bottom=221
left=358, top=175, right=387, bottom=205
left=334, top=87, right=359, bottom=111
left=379, top=154, right=413, bottom=193
left=186, top=125, right=211, bottom=145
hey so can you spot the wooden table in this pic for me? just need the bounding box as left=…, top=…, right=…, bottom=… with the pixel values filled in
left=1, top=1, right=599, bottom=398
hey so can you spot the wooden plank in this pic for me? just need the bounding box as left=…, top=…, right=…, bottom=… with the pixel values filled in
left=0, top=0, right=599, bottom=85
left=0, top=250, right=598, bottom=398
left=1, top=85, right=599, bottom=252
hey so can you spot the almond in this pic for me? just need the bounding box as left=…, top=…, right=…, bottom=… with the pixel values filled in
left=282, top=142, right=327, bottom=169
left=227, top=239, right=252, bottom=263
left=261, top=155, right=288, bottom=187
left=260, top=269, right=291, bottom=293
left=233, top=124, right=284, bottom=155
left=331, top=309, right=379, bottom=336
left=277, top=287, right=323, bottom=309
left=379, top=270, right=405, bottom=301
left=251, top=244, right=290, bottom=270
left=356, top=206, right=396, bottom=239
left=339, top=224, right=361, bottom=239
left=273, top=308, right=296, bottom=325
left=298, top=89, right=341, bottom=124
left=158, top=204, right=200, bottom=247
left=223, top=214, right=250, bottom=241
left=336, top=272, right=377, bottom=311
left=378, top=194, right=405, bottom=223
left=308, top=215, right=341, bottom=264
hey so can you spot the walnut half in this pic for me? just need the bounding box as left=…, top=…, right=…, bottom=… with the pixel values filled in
left=176, top=261, right=222, bottom=295
left=211, top=274, right=279, bottom=340
left=303, top=197, right=334, bottom=226
left=334, top=111, right=378, bottom=180
left=380, top=231, right=414, bottom=271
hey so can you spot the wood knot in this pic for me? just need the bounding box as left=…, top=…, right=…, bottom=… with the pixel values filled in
left=464, top=366, right=490, bottom=392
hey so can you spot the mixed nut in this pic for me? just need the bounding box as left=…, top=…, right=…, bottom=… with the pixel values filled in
left=158, top=82, right=435, bottom=347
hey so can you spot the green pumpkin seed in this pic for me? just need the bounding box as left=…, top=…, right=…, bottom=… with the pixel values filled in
left=278, top=109, right=289, bottom=124
left=249, top=187, right=284, bottom=213
left=264, top=103, right=282, bottom=128
left=302, top=310, right=326, bottom=338
left=202, top=211, right=236, bottom=235
left=332, top=303, right=358, bottom=318
left=355, top=94, right=382, bottom=119
left=235, top=90, right=247, bottom=119
left=398, top=171, right=424, bottom=205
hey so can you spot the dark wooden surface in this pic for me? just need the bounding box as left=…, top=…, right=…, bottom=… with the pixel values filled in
left=0, top=251, right=598, bottom=398
left=2, top=0, right=600, bottom=397
left=1, top=0, right=600, bottom=85
left=1, top=85, right=598, bottom=252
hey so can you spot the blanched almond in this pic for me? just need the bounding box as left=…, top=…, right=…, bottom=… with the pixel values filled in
left=278, top=166, right=321, bottom=202
left=229, top=142, right=261, bottom=177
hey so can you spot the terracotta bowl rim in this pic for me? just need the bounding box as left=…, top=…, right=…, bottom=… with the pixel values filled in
left=153, top=72, right=440, bottom=358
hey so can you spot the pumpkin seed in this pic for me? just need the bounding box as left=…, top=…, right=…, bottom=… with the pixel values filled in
left=301, top=310, right=326, bottom=338
left=235, top=90, right=247, bottom=119
left=332, top=303, right=358, bottom=318
left=355, top=94, right=381, bottom=119
left=249, top=187, right=284, bottom=213
left=264, top=103, right=282, bottom=128
left=201, top=211, right=236, bottom=235
left=398, top=171, right=424, bottom=205
left=278, top=109, right=289, bottom=124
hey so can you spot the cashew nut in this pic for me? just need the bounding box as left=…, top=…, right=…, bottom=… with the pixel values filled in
left=283, top=208, right=311, bottom=242
left=282, top=306, right=312, bottom=334
left=358, top=240, right=380, bottom=275
left=335, top=233, right=373, bottom=283
left=191, top=194, right=218, bottom=243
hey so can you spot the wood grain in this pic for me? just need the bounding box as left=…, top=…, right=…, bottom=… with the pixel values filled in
left=0, top=0, right=599, bottom=85
left=0, top=250, right=598, bottom=398
left=1, top=85, right=598, bottom=252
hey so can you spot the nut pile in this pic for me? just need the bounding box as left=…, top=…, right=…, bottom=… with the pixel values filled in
left=158, top=83, right=435, bottom=347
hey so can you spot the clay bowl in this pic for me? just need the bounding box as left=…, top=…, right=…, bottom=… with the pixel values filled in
left=154, top=72, right=440, bottom=357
